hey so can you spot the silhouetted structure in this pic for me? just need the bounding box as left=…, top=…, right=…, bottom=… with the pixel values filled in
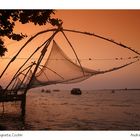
left=71, top=88, right=82, bottom=95
left=0, top=26, right=140, bottom=116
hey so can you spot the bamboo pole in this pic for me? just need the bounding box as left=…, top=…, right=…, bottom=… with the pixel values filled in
left=11, top=64, right=34, bottom=91
left=15, top=62, right=35, bottom=92
left=47, top=59, right=139, bottom=85
left=97, top=59, right=139, bottom=75
left=2, top=27, right=140, bottom=95
left=2, top=102, right=4, bottom=115
left=39, top=64, right=64, bottom=80
left=20, top=28, right=60, bottom=116
left=37, top=66, right=49, bottom=81
left=61, top=30, right=85, bottom=76
left=2, top=63, right=35, bottom=96
left=0, top=28, right=57, bottom=78
left=63, top=29, right=140, bottom=56
left=2, top=32, right=56, bottom=95
left=21, top=93, right=26, bottom=116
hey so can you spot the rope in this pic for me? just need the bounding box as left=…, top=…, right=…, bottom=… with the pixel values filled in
left=22, top=28, right=60, bottom=95
left=38, top=66, right=49, bottom=81
left=61, top=30, right=85, bottom=76
left=1, top=27, right=140, bottom=91
left=0, top=28, right=57, bottom=78
left=63, top=29, right=140, bottom=56
left=0, top=56, right=139, bottom=61
left=39, top=64, right=64, bottom=80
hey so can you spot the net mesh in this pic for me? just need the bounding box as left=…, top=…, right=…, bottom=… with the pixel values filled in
left=28, top=40, right=137, bottom=88
left=30, top=41, right=99, bottom=87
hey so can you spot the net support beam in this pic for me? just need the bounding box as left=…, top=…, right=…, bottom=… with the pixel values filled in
left=0, top=28, right=57, bottom=78
left=22, top=28, right=61, bottom=96
left=63, top=28, right=140, bottom=56
left=61, top=30, right=85, bottom=76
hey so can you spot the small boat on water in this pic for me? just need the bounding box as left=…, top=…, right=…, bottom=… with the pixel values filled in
left=71, top=88, right=82, bottom=95
left=53, top=89, right=60, bottom=92
left=111, top=90, right=115, bottom=93
left=46, top=89, right=51, bottom=93
left=41, top=89, right=45, bottom=92
left=41, top=89, right=51, bottom=93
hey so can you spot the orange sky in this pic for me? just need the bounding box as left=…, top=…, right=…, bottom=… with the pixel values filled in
left=0, top=10, right=140, bottom=89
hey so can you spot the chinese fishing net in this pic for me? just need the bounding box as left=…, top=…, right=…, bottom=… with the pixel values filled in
left=29, top=40, right=138, bottom=88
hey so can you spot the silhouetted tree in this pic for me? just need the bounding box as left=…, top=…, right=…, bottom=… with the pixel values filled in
left=0, top=10, right=62, bottom=57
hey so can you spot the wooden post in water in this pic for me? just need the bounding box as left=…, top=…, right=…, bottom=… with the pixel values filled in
left=21, top=94, right=26, bottom=116
left=2, top=102, right=4, bottom=115
left=19, top=28, right=60, bottom=117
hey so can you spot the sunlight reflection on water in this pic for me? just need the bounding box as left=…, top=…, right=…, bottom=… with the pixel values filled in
left=0, top=89, right=140, bottom=130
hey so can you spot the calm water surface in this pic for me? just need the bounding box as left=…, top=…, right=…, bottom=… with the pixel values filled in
left=0, top=89, right=140, bottom=130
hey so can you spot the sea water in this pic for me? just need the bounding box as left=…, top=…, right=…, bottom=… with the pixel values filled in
left=0, top=89, right=140, bottom=130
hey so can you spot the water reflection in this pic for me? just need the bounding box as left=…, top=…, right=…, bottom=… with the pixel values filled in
left=0, top=90, right=140, bottom=130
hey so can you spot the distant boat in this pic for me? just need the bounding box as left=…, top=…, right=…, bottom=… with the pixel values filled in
left=71, top=88, right=82, bottom=95
left=41, top=89, right=45, bottom=92
left=46, top=89, right=51, bottom=93
left=53, top=89, right=60, bottom=92
left=111, top=90, right=115, bottom=93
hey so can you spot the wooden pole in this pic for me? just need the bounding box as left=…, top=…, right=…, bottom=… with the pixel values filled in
left=21, top=94, right=26, bottom=116
left=2, top=102, right=4, bottom=115
left=2, top=37, right=54, bottom=95
left=16, top=62, right=35, bottom=91
left=0, top=28, right=57, bottom=78
left=2, top=63, right=35, bottom=96
left=61, top=31, right=85, bottom=76
left=97, top=59, right=139, bottom=75
left=20, top=28, right=60, bottom=117
left=63, top=28, right=140, bottom=56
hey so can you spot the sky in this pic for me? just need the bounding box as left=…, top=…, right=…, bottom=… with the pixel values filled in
left=0, top=10, right=140, bottom=90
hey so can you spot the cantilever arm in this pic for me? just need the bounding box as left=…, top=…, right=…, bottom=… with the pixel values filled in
left=39, top=64, right=64, bottom=80
left=0, top=28, right=57, bottom=78
left=95, top=59, right=140, bottom=76
left=61, top=30, right=85, bottom=76
left=63, top=28, right=140, bottom=56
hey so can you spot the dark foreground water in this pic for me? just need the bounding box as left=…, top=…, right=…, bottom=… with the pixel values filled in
left=0, top=89, right=140, bottom=130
